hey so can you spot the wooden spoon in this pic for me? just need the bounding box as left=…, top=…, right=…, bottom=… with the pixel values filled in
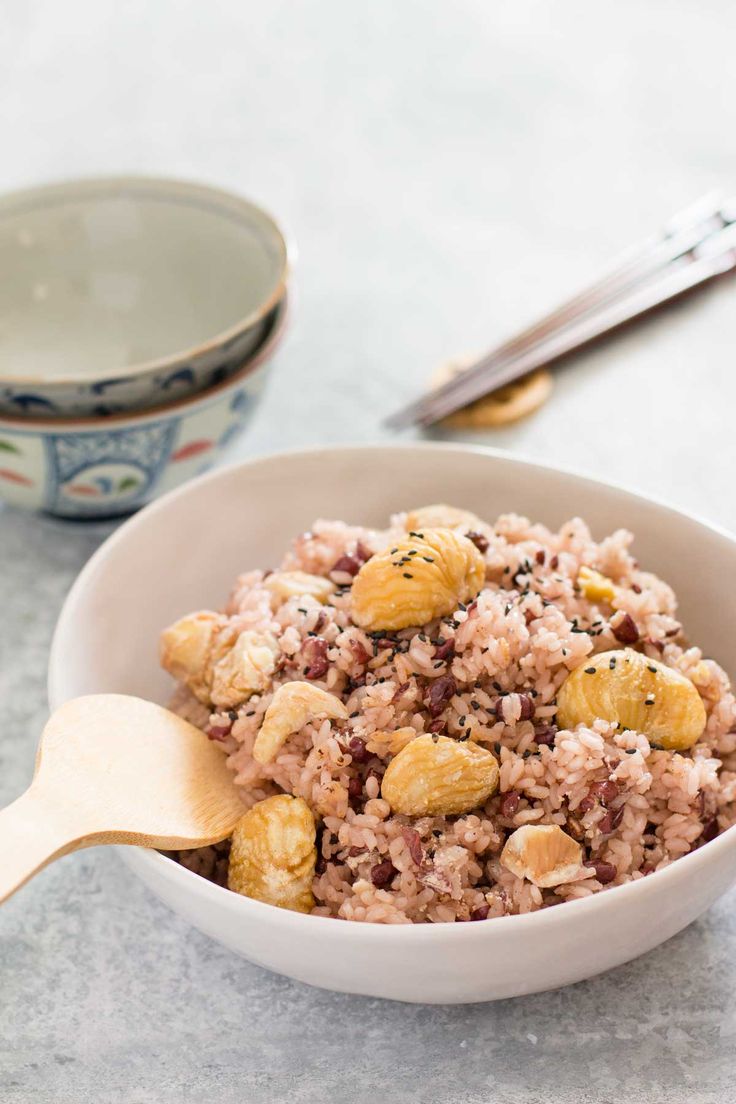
left=0, top=694, right=245, bottom=904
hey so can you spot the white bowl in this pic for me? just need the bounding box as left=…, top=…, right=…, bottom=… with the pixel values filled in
left=0, top=177, right=290, bottom=416
left=0, top=294, right=288, bottom=518
left=47, top=445, right=736, bottom=1003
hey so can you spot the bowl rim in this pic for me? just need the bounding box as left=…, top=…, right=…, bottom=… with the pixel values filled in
left=48, top=441, right=736, bottom=941
left=0, top=289, right=290, bottom=432
left=0, top=174, right=294, bottom=389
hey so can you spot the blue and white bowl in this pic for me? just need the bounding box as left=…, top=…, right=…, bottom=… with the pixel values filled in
left=0, top=177, right=290, bottom=417
left=0, top=295, right=288, bottom=518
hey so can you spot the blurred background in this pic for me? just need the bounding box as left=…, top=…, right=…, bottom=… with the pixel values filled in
left=2, top=3, right=736, bottom=1102
left=2, top=0, right=734, bottom=519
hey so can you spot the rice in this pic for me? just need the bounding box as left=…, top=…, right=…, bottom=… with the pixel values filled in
left=163, top=508, right=736, bottom=924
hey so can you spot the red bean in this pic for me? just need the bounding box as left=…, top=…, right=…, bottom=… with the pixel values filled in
left=401, top=827, right=424, bottom=866
left=584, top=860, right=617, bottom=884
left=370, top=860, right=397, bottom=888
left=331, top=554, right=361, bottom=576
left=501, top=792, right=521, bottom=818
left=348, top=737, right=369, bottom=763
left=612, top=612, right=639, bottom=645
left=207, top=725, right=231, bottom=742
left=534, top=725, right=557, bottom=747
left=303, top=637, right=329, bottom=679
left=590, top=779, right=619, bottom=805
left=598, top=805, right=625, bottom=834
left=433, top=638, right=456, bottom=662
left=350, top=638, right=371, bottom=666
left=465, top=531, right=489, bottom=554
left=518, top=694, right=535, bottom=721
left=427, top=675, right=457, bottom=718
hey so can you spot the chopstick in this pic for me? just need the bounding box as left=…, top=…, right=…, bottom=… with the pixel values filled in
left=386, top=193, right=731, bottom=429
left=394, top=217, right=736, bottom=428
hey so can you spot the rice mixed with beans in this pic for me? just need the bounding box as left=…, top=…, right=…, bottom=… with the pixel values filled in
left=161, top=504, right=736, bottom=924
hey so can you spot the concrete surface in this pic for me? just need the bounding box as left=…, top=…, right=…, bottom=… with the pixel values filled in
left=2, top=1, right=736, bottom=1100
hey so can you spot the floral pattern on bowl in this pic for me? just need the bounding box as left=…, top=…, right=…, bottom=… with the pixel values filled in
left=0, top=296, right=286, bottom=518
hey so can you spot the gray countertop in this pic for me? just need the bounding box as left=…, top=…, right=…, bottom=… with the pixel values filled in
left=2, top=2, right=736, bottom=1100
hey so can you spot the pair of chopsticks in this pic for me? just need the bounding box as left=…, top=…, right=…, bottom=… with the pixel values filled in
left=387, top=192, right=736, bottom=429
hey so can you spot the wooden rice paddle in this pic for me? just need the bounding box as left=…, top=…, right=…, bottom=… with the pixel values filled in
left=0, top=694, right=245, bottom=904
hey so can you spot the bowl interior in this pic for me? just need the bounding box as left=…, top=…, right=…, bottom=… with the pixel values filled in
left=0, top=178, right=287, bottom=384
left=0, top=288, right=289, bottom=432
left=49, top=445, right=736, bottom=714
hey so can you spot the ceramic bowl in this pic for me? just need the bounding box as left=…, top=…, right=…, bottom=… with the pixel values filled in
left=47, top=445, right=736, bottom=1003
left=0, top=177, right=290, bottom=417
left=0, top=295, right=288, bottom=518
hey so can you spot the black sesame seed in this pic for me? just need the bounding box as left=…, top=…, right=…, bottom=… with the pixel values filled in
left=403, top=572, right=413, bottom=579
left=584, top=667, right=596, bottom=675
left=626, top=748, right=637, bottom=755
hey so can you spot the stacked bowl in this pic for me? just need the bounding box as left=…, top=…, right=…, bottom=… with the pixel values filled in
left=0, top=177, right=291, bottom=517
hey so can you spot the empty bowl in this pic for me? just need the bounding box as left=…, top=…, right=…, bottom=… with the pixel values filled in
left=0, top=294, right=288, bottom=517
left=47, top=445, right=736, bottom=1002
left=0, top=176, right=290, bottom=416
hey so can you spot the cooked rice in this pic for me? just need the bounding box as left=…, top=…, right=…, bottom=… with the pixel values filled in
left=164, top=509, right=736, bottom=924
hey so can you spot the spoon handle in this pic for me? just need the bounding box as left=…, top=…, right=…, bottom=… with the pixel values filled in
left=0, top=787, right=83, bottom=904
